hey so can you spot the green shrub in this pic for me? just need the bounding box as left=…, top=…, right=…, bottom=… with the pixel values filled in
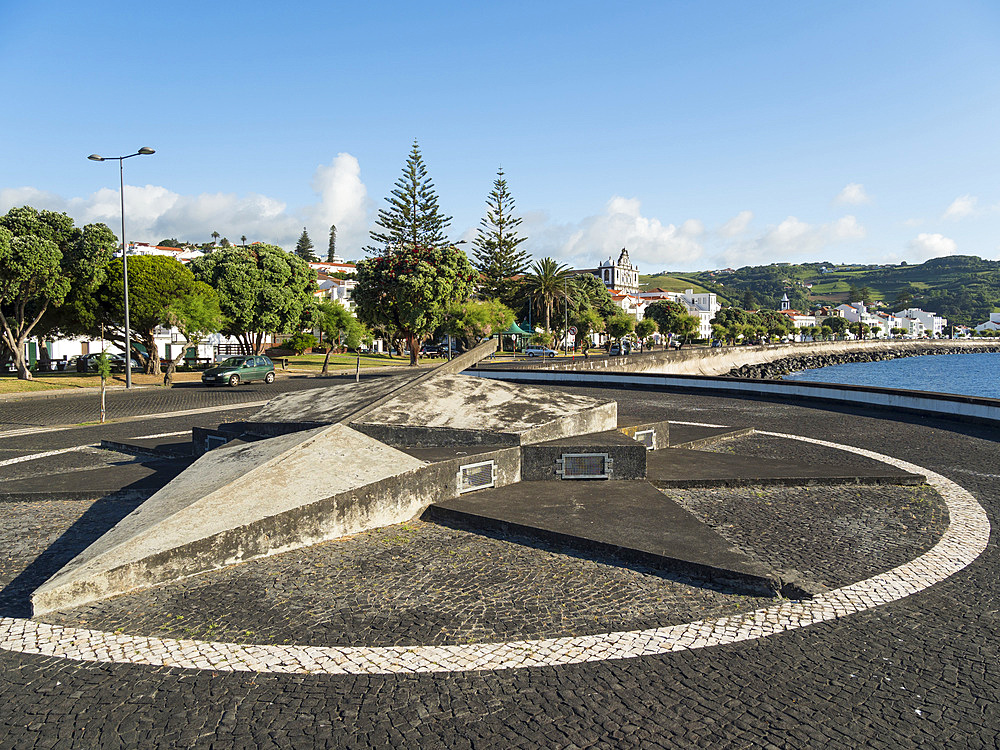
left=286, top=333, right=318, bottom=355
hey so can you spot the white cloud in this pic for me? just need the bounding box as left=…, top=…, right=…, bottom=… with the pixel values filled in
left=718, top=215, right=865, bottom=267
left=908, top=232, right=957, bottom=261
left=943, top=194, right=978, bottom=221
left=554, top=196, right=705, bottom=269
left=834, top=183, right=871, bottom=205
left=303, top=153, right=372, bottom=257
left=0, top=153, right=373, bottom=253
left=718, top=210, right=753, bottom=237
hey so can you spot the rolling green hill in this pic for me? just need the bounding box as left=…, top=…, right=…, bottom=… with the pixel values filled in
left=640, top=256, right=1000, bottom=326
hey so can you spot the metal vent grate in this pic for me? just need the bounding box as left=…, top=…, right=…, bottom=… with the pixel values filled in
left=206, top=435, right=229, bottom=451
left=458, top=460, right=497, bottom=493
left=633, top=429, right=655, bottom=450
left=556, top=453, right=613, bottom=479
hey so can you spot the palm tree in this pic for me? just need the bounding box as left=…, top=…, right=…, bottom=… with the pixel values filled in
left=240, top=235, right=247, bottom=247
left=211, top=231, right=220, bottom=245
left=524, top=257, right=573, bottom=343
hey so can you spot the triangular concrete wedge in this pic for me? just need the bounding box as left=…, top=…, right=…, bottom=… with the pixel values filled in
left=32, top=424, right=427, bottom=615
left=356, top=374, right=618, bottom=445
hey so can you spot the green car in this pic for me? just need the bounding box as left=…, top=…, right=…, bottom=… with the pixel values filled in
left=201, top=355, right=276, bottom=387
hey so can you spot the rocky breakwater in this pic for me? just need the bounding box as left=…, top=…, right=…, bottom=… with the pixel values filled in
left=726, top=342, right=1000, bottom=380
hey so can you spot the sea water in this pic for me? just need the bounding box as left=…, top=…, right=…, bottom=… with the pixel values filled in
left=783, top=352, right=1000, bottom=400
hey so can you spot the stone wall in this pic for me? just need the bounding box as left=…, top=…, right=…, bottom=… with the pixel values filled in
left=525, top=339, right=1000, bottom=377
left=727, top=343, right=1000, bottom=379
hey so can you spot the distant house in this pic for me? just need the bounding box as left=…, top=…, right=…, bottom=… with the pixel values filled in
left=639, top=288, right=720, bottom=339
left=128, top=242, right=204, bottom=262
left=894, top=307, right=947, bottom=337
left=974, top=313, right=1000, bottom=332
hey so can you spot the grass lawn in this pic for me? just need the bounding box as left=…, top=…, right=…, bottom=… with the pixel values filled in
left=0, top=353, right=425, bottom=395
left=282, top=352, right=432, bottom=372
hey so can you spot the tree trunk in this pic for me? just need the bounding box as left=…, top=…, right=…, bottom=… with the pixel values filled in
left=140, top=333, right=161, bottom=375
left=407, top=334, right=419, bottom=366
left=321, top=346, right=333, bottom=376
left=12, top=347, right=31, bottom=380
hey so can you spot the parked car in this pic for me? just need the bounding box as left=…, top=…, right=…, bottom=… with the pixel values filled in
left=525, top=345, right=557, bottom=358
left=201, top=355, right=276, bottom=387
left=110, top=354, right=143, bottom=372
left=420, top=344, right=442, bottom=358
left=609, top=342, right=631, bottom=356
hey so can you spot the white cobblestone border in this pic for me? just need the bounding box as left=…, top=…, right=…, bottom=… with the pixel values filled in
left=0, top=431, right=990, bottom=675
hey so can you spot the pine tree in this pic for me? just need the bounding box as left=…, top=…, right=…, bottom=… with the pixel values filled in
left=327, top=224, right=338, bottom=262
left=366, top=140, right=451, bottom=254
left=473, top=167, right=530, bottom=297
left=295, top=227, right=318, bottom=262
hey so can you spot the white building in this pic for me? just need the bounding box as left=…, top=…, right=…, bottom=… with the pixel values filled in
left=314, top=273, right=357, bottom=312
left=835, top=302, right=892, bottom=337
left=975, top=313, right=1000, bottom=332
left=894, top=307, right=947, bottom=337
left=127, top=243, right=205, bottom=262
left=640, top=288, right=721, bottom=339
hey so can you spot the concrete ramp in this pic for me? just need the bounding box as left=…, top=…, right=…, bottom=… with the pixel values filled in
left=32, top=424, right=428, bottom=614
left=251, top=373, right=617, bottom=447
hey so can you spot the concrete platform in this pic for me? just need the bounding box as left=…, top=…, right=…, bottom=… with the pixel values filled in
left=32, top=425, right=432, bottom=613
left=646, top=447, right=924, bottom=488
left=427, top=480, right=788, bottom=596
left=0, top=457, right=192, bottom=503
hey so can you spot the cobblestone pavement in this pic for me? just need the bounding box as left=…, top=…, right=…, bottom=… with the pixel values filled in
left=35, top=521, right=773, bottom=647
left=0, top=373, right=360, bottom=433
left=0, top=389, right=998, bottom=747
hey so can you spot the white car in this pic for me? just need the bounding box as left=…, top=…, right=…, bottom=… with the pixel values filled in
left=525, top=345, right=557, bottom=357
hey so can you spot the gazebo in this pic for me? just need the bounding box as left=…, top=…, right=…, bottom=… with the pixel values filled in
left=497, top=321, right=532, bottom=353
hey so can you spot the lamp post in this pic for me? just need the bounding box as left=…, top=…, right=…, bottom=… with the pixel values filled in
left=88, top=147, right=155, bottom=389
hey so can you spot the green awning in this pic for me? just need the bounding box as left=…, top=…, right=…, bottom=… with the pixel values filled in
left=501, top=321, right=531, bottom=336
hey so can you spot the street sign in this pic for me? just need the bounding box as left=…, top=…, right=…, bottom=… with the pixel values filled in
left=568, top=326, right=578, bottom=335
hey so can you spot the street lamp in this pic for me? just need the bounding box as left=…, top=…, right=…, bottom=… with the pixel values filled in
left=88, top=147, right=155, bottom=388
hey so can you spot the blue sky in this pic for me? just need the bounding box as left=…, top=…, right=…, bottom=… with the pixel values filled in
left=2, top=1, right=999, bottom=272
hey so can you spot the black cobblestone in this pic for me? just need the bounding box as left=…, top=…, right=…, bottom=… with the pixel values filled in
left=38, top=520, right=771, bottom=645
left=660, top=482, right=947, bottom=589
left=0, top=384, right=997, bottom=748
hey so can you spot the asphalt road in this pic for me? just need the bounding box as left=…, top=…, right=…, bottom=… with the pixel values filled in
left=0, top=382, right=997, bottom=748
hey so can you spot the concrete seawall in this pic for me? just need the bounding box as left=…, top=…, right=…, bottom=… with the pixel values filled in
left=512, top=339, right=999, bottom=377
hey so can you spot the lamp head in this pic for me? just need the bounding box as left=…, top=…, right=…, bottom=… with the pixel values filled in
left=137, top=147, right=155, bottom=155
left=87, top=154, right=105, bottom=161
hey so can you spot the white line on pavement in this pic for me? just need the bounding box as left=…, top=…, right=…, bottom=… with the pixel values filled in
left=0, top=401, right=270, bottom=439
left=0, top=445, right=97, bottom=468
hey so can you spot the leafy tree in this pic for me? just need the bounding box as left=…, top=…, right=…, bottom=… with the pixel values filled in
left=353, top=244, right=476, bottom=365
left=327, top=224, right=338, bottom=262
left=824, top=316, right=848, bottom=335
left=443, top=298, right=514, bottom=351
left=0, top=207, right=117, bottom=379
left=523, top=257, right=573, bottom=341
left=605, top=312, right=635, bottom=343
left=191, top=244, right=317, bottom=355
left=644, top=300, right=699, bottom=342
left=94, top=256, right=215, bottom=375
left=315, top=300, right=365, bottom=374
left=742, top=289, right=756, bottom=310
left=367, top=140, right=452, bottom=254
left=286, top=332, right=318, bottom=355
left=472, top=168, right=530, bottom=298
left=571, top=273, right=619, bottom=321
left=570, top=307, right=603, bottom=350
left=635, top=317, right=657, bottom=347
left=295, top=228, right=318, bottom=262
left=161, top=283, right=223, bottom=378
left=158, top=238, right=183, bottom=248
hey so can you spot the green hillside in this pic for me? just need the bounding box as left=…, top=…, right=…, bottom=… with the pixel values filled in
left=640, top=256, right=1000, bottom=326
